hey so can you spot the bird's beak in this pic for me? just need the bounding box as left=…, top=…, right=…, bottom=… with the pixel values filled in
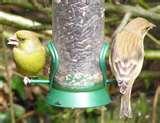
left=7, top=35, right=19, bottom=46
left=150, top=23, right=156, bottom=28
left=145, top=23, right=156, bottom=32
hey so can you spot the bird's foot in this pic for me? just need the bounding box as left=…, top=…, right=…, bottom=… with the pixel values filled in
left=118, top=81, right=128, bottom=94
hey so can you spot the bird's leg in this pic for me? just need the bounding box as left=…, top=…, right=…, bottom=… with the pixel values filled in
left=118, top=80, right=128, bottom=94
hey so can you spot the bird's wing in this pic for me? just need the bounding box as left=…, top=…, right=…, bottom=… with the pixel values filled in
left=113, top=58, right=137, bottom=82
left=112, top=57, right=141, bottom=94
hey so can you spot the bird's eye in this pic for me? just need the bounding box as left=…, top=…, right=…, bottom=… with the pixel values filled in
left=21, top=38, right=25, bottom=41
left=18, top=37, right=25, bottom=41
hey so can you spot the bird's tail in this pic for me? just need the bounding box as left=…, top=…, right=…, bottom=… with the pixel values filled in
left=119, top=81, right=134, bottom=118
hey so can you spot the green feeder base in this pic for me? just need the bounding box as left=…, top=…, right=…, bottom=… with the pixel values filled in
left=46, top=87, right=111, bottom=108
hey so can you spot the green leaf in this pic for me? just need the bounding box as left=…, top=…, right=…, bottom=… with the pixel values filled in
left=86, top=108, right=95, bottom=113
left=135, top=93, right=150, bottom=115
left=35, top=96, right=52, bottom=115
left=144, top=79, right=151, bottom=90
left=12, top=75, right=26, bottom=100
left=14, top=104, right=25, bottom=118
left=0, top=112, right=8, bottom=123
left=138, top=0, right=150, bottom=9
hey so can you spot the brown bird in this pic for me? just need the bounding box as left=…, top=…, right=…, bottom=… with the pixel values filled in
left=109, top=17, right=155, bottom=118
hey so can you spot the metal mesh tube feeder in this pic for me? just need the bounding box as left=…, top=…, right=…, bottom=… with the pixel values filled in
left=24, top=0, right=114, bottom=108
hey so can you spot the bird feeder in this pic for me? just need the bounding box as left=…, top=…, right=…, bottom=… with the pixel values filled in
left=24, top=0, right=113, bottom=108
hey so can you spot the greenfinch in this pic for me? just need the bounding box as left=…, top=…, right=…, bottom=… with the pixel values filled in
left=109, top=17, right=155, bottom=118
left=8, top=30, right=46, bottom=76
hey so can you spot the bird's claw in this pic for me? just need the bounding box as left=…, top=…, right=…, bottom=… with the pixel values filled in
left=23, top=77, right=31, bottom=85
left=118, top=81, right=128, bottom=94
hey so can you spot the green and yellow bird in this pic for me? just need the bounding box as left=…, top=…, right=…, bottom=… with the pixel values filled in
left=8, top=30, right=46, bottom=76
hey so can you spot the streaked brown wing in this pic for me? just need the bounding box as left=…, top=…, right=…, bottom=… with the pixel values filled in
left=113, top=59, right=137, bottom=81
left=111, top=30, right=142, bottom=82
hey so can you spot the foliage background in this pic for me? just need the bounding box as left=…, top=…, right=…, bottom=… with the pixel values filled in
left=0, top=0, right=160, bottom=123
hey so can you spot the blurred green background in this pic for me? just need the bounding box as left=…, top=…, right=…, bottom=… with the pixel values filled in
left=0, top=0, right=160, bottom=123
